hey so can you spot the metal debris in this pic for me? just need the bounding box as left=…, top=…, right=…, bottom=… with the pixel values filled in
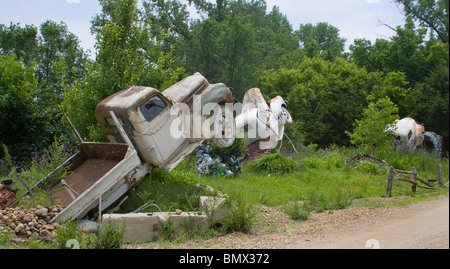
left=346, top=154, right=387, bottom=166
left=196, top=147, right=243, bottom=177
left=0, top=180, right=17, bottom=210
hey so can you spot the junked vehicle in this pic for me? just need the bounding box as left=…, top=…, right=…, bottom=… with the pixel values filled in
left=46, top=73, right=237, bottom=223
left=387, top=117, right=425, bottom=150
left=236, top=88, right=293, bottom=151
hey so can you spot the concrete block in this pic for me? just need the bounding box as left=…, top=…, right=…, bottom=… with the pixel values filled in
left=199, top=196, right=231, bottom=224
left=102, top=213, right=162, bottom=243
left=102, top=212, right=210, bottom=243
left=101, top=194, right=232, bottom=243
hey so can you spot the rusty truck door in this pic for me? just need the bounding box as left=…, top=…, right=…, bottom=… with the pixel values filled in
left=137, top=94, right=185, bottom=165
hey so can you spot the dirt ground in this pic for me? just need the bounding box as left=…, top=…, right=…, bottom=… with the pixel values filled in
left=167, top=195, right=449, bottom=249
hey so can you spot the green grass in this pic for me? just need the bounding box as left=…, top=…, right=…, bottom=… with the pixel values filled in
left=113, top=168, right=217, bottom=213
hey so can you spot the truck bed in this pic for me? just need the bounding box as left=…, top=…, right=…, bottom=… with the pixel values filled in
left=49, top=142, right=146, bottom=223
left=50, top=159, right=121, bottom=207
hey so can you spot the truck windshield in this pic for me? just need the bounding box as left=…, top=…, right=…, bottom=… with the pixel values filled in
left=140, top=96, right=166, bottom=122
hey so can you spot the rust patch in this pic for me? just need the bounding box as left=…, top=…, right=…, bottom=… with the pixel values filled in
left=217, top=90, right=238, bottom=105
left=179, top=82, right=209, bottom=107
left=50, top=159, right=120, bottom=207
left=117, top=86, right=147, bottom=98
left=0, top=181, right=17, bottom=210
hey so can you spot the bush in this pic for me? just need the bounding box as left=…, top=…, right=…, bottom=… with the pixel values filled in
left=304, top=189, right=352, bottom=213
left=95, top=222, right=124, bottom=249
left=248, top=153, right=298, bottom=174
left=54, top=220, right=94, bottom=249
left=158, top=217, right=176, bottom=241
left=221, top=196, right=256, bottom=234
left=301, top=152, right=345, bottom=170
left=356, top=161, right=385, bottom=175
left=283, top=202, right=310, bottom=221
left=55, top=220, right=123, bottom=249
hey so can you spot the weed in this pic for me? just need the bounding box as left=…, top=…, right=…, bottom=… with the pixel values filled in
left=95, top=222, right=124, bottom=249
left=248, top=152, right=298, bottom=174
left=159, top=217, right=176, bottom=241
left=221, top=196, right=256, bottom=234
left=304, top=189, right=352, bottom=213
left=356, top=161, right=385, bottom=175
left=282, top=202, right=310, bottom=221
left=54, top=220, right=84, bottom=249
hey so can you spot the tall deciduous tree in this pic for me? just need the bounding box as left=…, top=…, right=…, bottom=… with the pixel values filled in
left=394, top=0, right=449, bottom=43
left=0, top=55, right=39, bottom=159
left=296, top=22, right=346, bottom=61
left=62, top=0, right=184, bottom=140
left=347, top=97, right=399, bottom=158
left=0, top=23, right=38, bottom=65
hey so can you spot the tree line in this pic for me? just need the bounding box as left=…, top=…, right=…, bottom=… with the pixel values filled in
left=0, top=0, right=448, bottom=162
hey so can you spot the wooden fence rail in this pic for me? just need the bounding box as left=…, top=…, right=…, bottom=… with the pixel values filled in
left=386, top=164, right=444, bottom=198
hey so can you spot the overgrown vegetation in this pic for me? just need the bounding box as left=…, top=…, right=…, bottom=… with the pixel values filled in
left=248, top=152, right=298, bottom=174
left=114, top=168, right=216, bottom=213
left=200, top=147, right=448, bottom=222
left=54, top=220, right=124, bottom=249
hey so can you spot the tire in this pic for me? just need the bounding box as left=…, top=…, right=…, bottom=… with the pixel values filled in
left=211, top=105, right=236, bottom=148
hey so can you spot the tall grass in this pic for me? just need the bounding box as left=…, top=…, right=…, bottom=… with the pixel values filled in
left=114, top=168, right=216, bottom=213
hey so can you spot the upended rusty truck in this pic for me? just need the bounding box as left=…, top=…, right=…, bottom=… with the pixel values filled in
left=45, top=73, right=292, bottom=223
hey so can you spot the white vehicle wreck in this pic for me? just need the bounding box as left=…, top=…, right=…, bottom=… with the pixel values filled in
left=387, top=117, right=425, bottom=150
left=236, top=88, right=293, bottom=151
left=387, top=117, right=443, bottom=156
left=45, top=73, right=238, bottom=223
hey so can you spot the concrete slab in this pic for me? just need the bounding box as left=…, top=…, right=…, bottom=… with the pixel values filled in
left=102, top=195, right=231, bottom=243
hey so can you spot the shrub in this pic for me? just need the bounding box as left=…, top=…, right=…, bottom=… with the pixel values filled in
left=283, top=202, right=310, bottom=221
left=221, top=196, right=256, bottom=234
left=301, top=152, right=345, bottom=170
left=248, top=153, right=298, bottom=174
left=356, top=161, right=385, bottom=175
left=95, top=222, right=124, bottom=249
left=159, top=217, right=176, bottom=241
left=304, top=189, right=352, bottom=213
left=54, top=220, right=85, bottom=249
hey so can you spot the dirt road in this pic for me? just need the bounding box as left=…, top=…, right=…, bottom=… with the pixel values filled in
left=168, top=196, right=449, bottom=250
left=292, top=197, right=449, bottom=249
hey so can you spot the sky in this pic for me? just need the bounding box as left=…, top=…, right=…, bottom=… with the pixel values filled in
left=0, top=0, right=407, bottom=57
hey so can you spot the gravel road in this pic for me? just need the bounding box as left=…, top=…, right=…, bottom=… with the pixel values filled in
left=170, top=195, right=449, bottom=250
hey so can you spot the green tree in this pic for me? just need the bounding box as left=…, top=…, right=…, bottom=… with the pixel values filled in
left=349, top=38, right=390, bottom=73
left=296, top=22, right=346, bottom=61
left=0, top=55, right=39, bottom=159
left=177, top=0, right=300, bottom=98
left=394, top=0, right=449, bottom=43
left=259, top=57, right=374, bottom=147
left=367, top=71, right=411, bottom=116
left=0, top=23, right=38, bottom=65
left=0, top=21, right=89, bottom=155
left=347, top=97, right=399, bottom=158
left=62, top=0, right=184, bottom=140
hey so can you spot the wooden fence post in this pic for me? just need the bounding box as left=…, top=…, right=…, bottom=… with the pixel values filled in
left=386, top=166, right=394, bottom=198
left=437, top=164, right=444, bottom=187
left=411, top=167, right=417, bottom=193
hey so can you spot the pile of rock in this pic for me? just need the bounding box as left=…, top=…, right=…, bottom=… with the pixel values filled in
left=0, top=205, right=62, bottom=243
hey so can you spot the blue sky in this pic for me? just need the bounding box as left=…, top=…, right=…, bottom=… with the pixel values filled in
left=0, top=0, right=406, bottom=57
